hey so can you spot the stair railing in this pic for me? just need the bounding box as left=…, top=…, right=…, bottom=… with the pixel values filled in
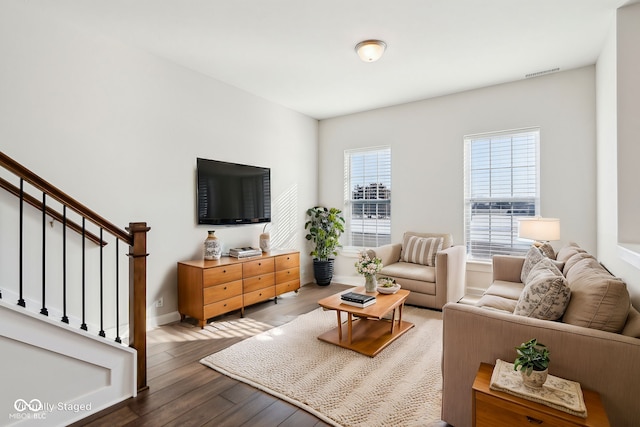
left=0, top=151, right=150, bottom=391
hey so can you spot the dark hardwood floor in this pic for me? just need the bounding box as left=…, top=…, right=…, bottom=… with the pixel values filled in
left=72, top=283, right=353, bottom=427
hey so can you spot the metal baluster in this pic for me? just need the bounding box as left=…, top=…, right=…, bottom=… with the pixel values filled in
left=18, top=179, right=25, bottom=307
left=99, top=228, right=105, bottom=337
left=61, top=206, right=69, bottom=324
left=115, top=239, right=121, bottom=343
left=40, top=193, right=48, bottom=316
left=80, top=218, right=87, bottom=331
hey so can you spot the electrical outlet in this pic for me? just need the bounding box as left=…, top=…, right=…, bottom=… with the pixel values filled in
left=155, top=297, right=163, bottom=308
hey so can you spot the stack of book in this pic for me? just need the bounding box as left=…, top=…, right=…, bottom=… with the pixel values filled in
left=340, top=292, right=376, bottom=308
left=229, top=247, right=262, bottom=258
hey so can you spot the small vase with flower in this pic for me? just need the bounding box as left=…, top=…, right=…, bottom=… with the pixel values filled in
left=355, top=251, right=383, bottom=292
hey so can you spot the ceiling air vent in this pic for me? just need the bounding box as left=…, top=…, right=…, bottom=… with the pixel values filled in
left=525, top=68, right=560, bottom=79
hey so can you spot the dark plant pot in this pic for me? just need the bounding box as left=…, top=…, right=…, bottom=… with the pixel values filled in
left=313, top=258, right=335, bottom=286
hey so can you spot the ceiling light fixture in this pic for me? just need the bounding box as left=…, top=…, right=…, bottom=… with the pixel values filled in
left=355, top=40, right=387, bottom=62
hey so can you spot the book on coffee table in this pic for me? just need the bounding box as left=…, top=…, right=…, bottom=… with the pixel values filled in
left=341, top=292, right=376, bottom=304
left=341, top=298, right=376, bottom=308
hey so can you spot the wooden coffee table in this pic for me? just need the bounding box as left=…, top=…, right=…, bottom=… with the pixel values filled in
left=316, top=286, right=414, bottom=357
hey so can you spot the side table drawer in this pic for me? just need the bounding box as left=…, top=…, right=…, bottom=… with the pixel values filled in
left=203, top=295, right=243, bottom=320
left=204, top=280, right=242, bottom=305
left=475, top=391, right=567, bottom=427
left=203, top=264, right=243, bottom=287
left=244, top=287, right=276, bottom=306
left=244, top=272, right=275, bottom=293
left=275, top=253, right=299, bottom=270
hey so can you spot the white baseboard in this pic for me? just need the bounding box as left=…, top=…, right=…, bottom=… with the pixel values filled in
left=148, top=310, right=181, bottom=328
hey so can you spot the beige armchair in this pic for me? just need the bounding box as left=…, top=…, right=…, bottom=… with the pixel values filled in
left=369, top=232, right=466, bottom=310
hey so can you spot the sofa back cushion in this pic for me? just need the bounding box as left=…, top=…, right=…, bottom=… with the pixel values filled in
left=622, top=306, right=640, bottom=339
left=514, top=258, right=571, bottom=321
left=555, top=242, right=587, bottom=264
left=563, top=257, right=630, bottom=333
left=401, top=235, right=443, bottom=267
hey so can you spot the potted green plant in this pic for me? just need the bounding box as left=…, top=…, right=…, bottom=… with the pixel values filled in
left=305, top=206, right=345, bottom=285
left=514, top=338, right=550, bottom=388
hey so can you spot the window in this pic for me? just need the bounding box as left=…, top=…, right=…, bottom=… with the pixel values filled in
left=344, top=147, right=391, bottom=248
left=464, top=128, right=539, bottom=261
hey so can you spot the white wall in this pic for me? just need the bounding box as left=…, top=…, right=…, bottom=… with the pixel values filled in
left=319, top=67, right=597, bottom=289
left=0, top=0, right=318, bottom=326
left=596, top=3, right=640, bottom=307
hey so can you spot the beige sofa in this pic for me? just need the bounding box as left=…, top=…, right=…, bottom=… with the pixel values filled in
left=369, top=232, right=466, bottom=310
left=442, top=242, right=640, bottom=427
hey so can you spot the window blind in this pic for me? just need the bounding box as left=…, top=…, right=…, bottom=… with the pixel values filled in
left=464, top=129, right=539, bottom=260
left=344, top=147, right=391, bottom=248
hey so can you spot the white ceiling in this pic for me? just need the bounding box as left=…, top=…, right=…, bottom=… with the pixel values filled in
left=26, top=0, right=630, bottom=119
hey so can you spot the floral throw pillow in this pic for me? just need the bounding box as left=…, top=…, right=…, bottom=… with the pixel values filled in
left=514, top=258, right=571, bottom=321
left=520, top=245, right=544, bottom=284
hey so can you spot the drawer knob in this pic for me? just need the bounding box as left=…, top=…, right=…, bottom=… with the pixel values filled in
left=526, top=416, right=543, bottom=424
left=224, top=286, right=227, bottom=290
left=223, top=269, right=226, bottom=273
left=223, top=303, right=227, bottom=307
left=258, top=262, right=262, bottom=266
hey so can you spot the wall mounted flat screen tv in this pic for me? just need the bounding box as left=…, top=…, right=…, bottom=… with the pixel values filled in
left=197, top=158, right=271, bottom=225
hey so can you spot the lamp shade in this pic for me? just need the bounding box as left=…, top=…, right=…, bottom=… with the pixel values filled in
left=518, top=217, right=561, bottom=241
left=355, top=40, right=387, bottom=62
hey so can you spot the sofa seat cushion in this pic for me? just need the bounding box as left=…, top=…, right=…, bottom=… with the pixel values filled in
left=563, top=257, right=630, bottom=333
left=475, top=294, right=518, bottom=313
left=379, top=262, right=435, bottom=283
left=484, top=281, right=525, bottom=301
left=514, top=258, right=571, bottom=321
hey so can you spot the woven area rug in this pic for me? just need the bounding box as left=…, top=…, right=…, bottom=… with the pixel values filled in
left=200, top=306, right=443, bottom=427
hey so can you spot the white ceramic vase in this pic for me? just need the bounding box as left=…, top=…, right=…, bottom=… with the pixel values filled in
left=204, top=230, right=221, bottom=260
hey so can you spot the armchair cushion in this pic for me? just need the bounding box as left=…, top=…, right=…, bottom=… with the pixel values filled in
left=400, top=235, right=443, bottom=266
left=379, top=262, right=436, bottom=283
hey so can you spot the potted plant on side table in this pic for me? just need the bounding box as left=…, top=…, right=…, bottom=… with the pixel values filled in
left=305, top=206, right=345, bottom=286
left=514, top=338, right=550, bottom=388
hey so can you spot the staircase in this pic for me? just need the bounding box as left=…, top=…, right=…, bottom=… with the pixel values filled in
left=0, top=151, right=149, bottom=425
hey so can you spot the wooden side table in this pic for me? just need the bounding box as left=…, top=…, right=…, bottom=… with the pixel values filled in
left=472, top=363, right=610, bottom=427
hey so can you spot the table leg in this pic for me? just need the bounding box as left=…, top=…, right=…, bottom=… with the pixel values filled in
left=347, top=312, right=352, bottom=344
left=390, top=308, right=396, bottom=334
left=336, top=310, right=342, bottom=342
left=399, top=303, right=404, bottom=326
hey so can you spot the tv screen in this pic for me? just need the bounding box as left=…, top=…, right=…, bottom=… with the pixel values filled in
left=197, top=158, right=271, bottom=225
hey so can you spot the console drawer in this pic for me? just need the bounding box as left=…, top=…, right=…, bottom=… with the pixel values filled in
left=275, top=253, right=299, bottom=270
left=203, top=295, right=243, bottom=320
left=244, top=273, right=275, bottom=293
left=244, top=287, right=275, bottom=306
left=276, top=279, right=300, bottom=296
left=203, top=280, right=242, bottom=305
left=203, top=264, right=243, bottom=287
left=276, top=267, right=299, bottom=284
left=243, top=258, right=274, bottom=277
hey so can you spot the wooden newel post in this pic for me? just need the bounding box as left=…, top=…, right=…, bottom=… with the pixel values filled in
left=127, top=222, right=150, bottom=392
